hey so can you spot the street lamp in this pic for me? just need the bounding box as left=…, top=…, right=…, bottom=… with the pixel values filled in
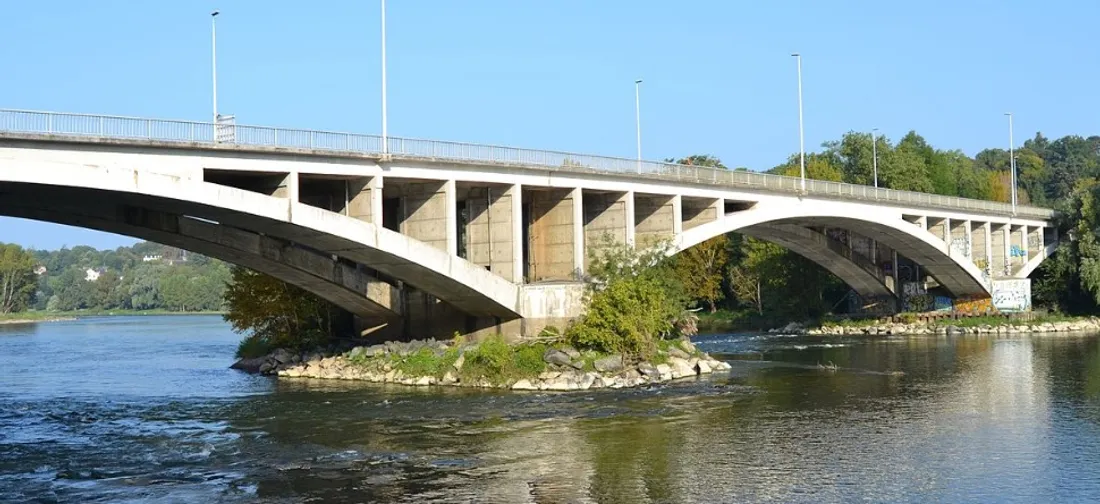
left=380, top=0, right=389, bottom=154
left=792, top=53, right=805, bottom=192
left=634, top=79, right=643, bottom=173
left=871, top=127, right=879, bottom=188
left=1005, top=112, right=1016, bottom=213
left=211, top=10, right=220, bottom=129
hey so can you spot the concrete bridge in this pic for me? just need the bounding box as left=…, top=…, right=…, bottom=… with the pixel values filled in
left=0, top=110, right=1057, bottom=338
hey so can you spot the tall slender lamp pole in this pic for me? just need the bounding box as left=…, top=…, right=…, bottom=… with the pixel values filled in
left=872, top=128, right=879, bottom=188
left=211, top=10, right=220, bottom=132
left=1006, top=112, right=1016, bottom=213
left=380, top=0, right=389, bottom=154
left=792, top=53, right=805, bottom=192
left=634, top=79, right=643, bottom=173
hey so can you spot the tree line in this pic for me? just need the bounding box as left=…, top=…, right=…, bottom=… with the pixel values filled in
left=0, top=241, right=229, bottom=314
left=671, top=130, right=1100, bottom=324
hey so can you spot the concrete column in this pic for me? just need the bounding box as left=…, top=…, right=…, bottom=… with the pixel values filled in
left=445, top=180, right=458, bottom=257
left=672, top=194, right=683, bottom=237
left=399, top=180, right=453, bottom=253
left=1016, top=226, right=1025, bottom=261
left=984, top=222, right=993, bottom=276
left=943, top=218, right=952, bottom=244
left=892, top=250, right=900, bottom=292
left=347, top=176, right=382, bottom=225
left=572, top=187, right=584, bottom=276
left=1002, top=225, right=1011, bottom=276
left=624, top=191, right=636, bottom=247
left=917, top=215, right=927, bottom=230
left=510, top=184, right=523, bottom=284
left=271, top=172, right=300, bottom=202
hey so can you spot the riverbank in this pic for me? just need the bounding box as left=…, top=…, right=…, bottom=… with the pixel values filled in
left=0, top=309, right=224, bottom=325
left=774, top=315, right=1100, bottom=336
left=235, top=336, right=731, bottom=391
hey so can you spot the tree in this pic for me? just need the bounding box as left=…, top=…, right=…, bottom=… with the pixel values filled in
left=224, top=266, right=337, bottom=354
left=0, top=244, right=37, bottom=314
left=675, top=235, right=729, bottom=312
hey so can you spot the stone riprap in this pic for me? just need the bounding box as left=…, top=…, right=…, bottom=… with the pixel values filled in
left=770, top=317, right=1100, bottom=336
left=242, top=338, right=732, bottom=391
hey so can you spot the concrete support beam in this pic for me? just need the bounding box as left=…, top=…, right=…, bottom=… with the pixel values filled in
left=510, top=184, right=523, bottom=284
left=270, top=172, right=300, bottom=203
left=635, top=193, right=678, bottom=249
left=347, top=176, right=382, bottom=225
left=572, top=187, right=584, bottom=276
left=624, top=191, right=636, bottom=247
left=997, top=224, right=1010, bottom=277
left=984, top=222, right=993, bottom=278
left=399, top=180, right=454, bottom=253
left=1022, top=225, right=1031, bottom=261
left=464, top=185, right=521, bottom=282
left=528, top=188, right=582, bottom=282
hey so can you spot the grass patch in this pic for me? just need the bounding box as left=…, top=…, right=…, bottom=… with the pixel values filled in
left=942, top=314, right=1083, bottom=328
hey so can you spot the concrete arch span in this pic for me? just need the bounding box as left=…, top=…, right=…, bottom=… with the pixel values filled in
left=739, top=223, right=895, bottom=298
left=0, top=158, right=522, bottom=318
left=677, top=201, right=990, bottom=297
left=0, top=192, right=402, bottom=320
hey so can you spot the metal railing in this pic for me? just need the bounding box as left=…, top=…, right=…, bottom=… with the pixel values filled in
left=0, top=109, right=1055, bottom=219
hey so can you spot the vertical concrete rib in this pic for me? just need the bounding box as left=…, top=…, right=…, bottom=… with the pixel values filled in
left=571, top=187, right=584, bottom=277
left=509, top=184, right=523, bottom=284
left=445, top=180, right=458, bottom=257
left=624, top=190, right=636, bottom=247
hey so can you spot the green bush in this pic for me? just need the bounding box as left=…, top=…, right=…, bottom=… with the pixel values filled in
left=566, top=274, right=679, bottom=358
left=224, top=266, right=338, bottom=356
left=459, top=336, right=547, bottom=385
left=236, top=333, right=273, bottom=359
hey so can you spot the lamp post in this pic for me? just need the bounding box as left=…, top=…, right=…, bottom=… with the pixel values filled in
left=634, top=79, right=643, bottom=173
left=211, top=10, right=220, bottom=130
left=872, top=128, right=879, bottom=188
left=792, top=53, right=805, bottom=192
left=1005, top=112, right=1016, bottom=213
left=380, top=0, right=389, bottom=154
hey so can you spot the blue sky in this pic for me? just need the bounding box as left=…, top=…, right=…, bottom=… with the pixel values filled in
left=2, top=0, right=1097, bottom=250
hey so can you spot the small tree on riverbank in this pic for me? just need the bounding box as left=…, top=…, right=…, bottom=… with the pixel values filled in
left=565, top=239, right=690, bottom=360
left=223, top=266, right=337, bottom=358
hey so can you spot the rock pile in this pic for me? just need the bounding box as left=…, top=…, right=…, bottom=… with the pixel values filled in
left=797, top=317, right=1100, bottom=336
left=241, top=338, right=732, bottom=391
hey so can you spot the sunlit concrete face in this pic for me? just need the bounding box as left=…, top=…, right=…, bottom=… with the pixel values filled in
left=0, top=134, right=1057, bottom=338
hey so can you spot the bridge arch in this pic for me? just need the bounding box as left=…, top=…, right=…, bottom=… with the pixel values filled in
left=676, top=201, right=990, bottom=298
left=0, top=158, right=522, bottom=319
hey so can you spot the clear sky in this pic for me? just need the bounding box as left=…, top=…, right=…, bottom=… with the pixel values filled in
left=2, top=0, right=1097, bottom=250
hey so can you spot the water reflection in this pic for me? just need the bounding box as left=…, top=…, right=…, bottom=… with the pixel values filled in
left=3, top=318, right=1100, bottom=503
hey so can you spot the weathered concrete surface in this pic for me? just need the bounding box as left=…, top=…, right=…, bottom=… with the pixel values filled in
left=681, top=197, right=721, bottom=231
left=635, top=194, right=681, bottom=248
left=519, top=283, right=586, bottom=336
left=527, top=188, right=582, bottom=282
left=464, top=185, right=520, bottom=282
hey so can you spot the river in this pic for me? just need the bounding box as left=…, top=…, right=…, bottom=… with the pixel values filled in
left=1, top=316, right=1099, bottom=503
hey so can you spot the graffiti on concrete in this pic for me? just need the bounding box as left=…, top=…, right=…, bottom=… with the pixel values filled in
left=1010, top=245, right=1027, bottom=258
left=992, top=279, right=1031, bottom=312
left=933, top=296, right=954, bottom=312
left=950, top=237, right=972, bottom=258
left=955, top=296, right=996, bottom=315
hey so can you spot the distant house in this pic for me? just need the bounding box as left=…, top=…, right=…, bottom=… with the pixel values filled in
left=84, top=268, right=101, bottom=282
left=142, top=254, right=163, bottom=262
left=33, top=265, right=47, bottom=276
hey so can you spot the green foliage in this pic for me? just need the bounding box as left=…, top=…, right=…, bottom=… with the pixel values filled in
left=236, top=333, right=274, bottom=359
left=458, top=336, right=547, bottom=384
left=0, top=244, right=37, bottom=314
left=674, top=235, right=729, bottom=312
left=568, top=239, right=686, bottom=359
left=224, top=266, right=336, bottom=356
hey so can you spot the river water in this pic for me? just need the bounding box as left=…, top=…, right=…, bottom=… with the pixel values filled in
left=2, top=316, right=1100, bottom=503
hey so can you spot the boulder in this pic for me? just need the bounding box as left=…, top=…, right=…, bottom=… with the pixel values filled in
left=271, top=348, right=294, bottom=364
left=347, top=346, right=367, bottom=360
left=637, top=363, right=660, bottom=378
left=539, top=370, right=562, bottom=381
left=258, top=360, right=275, bottom=375
left=229, top=357, right=266, bottom=374
left=560, top=346, right=581, bottom=359
left=414, top=376, right=433, bottom=386
left=655, top=363, right=673, bottom=381
left=594, top=354, right=624, bottom=373
left=580, top=372, right=598, bottom=390
left=512, top=379, right=538, bottom=390
left=440, top=371, right=458, bottom=385
left=543, top=349, right=574, bottom=368
left=669, top=358, right=694, bottom=379
left=668, top=346, right=691, bottom=360
left=452, top=352, right=465, bottom=371
left=696, top=360, right=712, bottom=374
